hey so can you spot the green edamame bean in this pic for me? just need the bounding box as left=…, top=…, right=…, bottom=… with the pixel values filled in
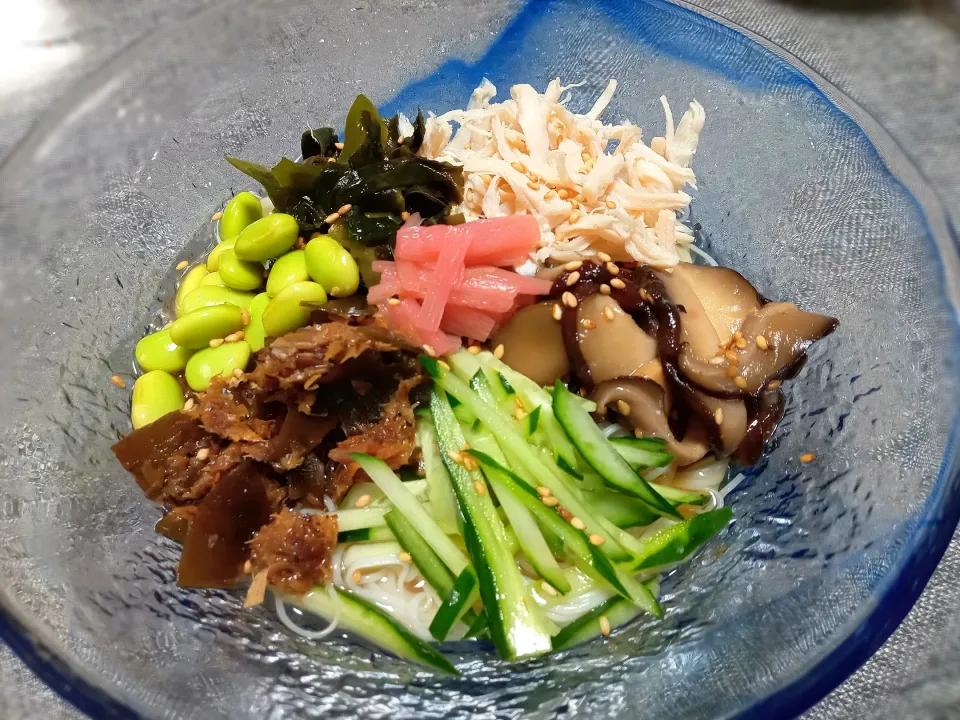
left=175, top=265, right=210, bottom=316
left=179, top=285, right=255, bottom=315
left=261, top=281, right=327, bottom=337
left=135, top=326, right=195, bottom=373
left=235, top=213, right=299, bottom=262
left=218, top=248, right=264, bottom=291
left=266, top=250, right=309, bottom=297
left=206, top=237, right=237, bottom=272
left=304, top=235, right=360, bottom=297
left=169, top=304, right=245, bottom=349
left=244, top=292, right=271, bottom=351
left=200, top=271, right=228, bottom=287
left=185, top=341, right=252, bottom=391
left=219, top=191, right=263, bottom=241
left=131, top=370, right=184, bottom=429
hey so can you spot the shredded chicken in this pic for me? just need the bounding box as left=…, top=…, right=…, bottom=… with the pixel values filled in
left=418, top=79, right=704, bottom=268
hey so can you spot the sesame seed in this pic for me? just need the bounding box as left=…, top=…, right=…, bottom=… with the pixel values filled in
left=599, top=615, right=611, bottom=636
left=543, top=496, right=559, bottom=507
left=605, top=200, right=616, bottom=209
left=558, top=189, right=570, bottom=200
left=566, top=271, right=581, bottom=286
left=599, top=283, right=612, bottom=296
left=474, top=479, right=487, bottom=496
left=734, top=330, right=744, bottom=340
left=241, top=309, right=251, bottom=325
left=352, top=570, right=363, bottom=584
left=714, top=407, right=724, bottom=425
left=616, top=399, right=631, bottom=415
left=734, top=376, right=748, bottom=389
left=564, top=260, right=583, bottom=271
left=212, top=211, right=223, bottom=221
left=183, top=398, right=195, bottom=411
left=582, top=319, right=596, bottom=330
left=552, top=303, right=563, bottom=321
left=581, top=152, right=591, bottom=162
left=355, top=494, right=372, bottom=508
left=196, top=447, right=210, bottom=461
left=209, top=338, right=224, bottom=348
left=725, top=350, right=739, bottom=364
left=515, top=396, right=524, bottom=409
left=447, top=450, right=464, bottom=464
left=468, top=345, right=482, bottom=355
left=709, top=356, right=725, bottom=365
left=756, top=335, right=769, bottom=350
left=569, top=198, right=580, bottom=209
left=324, top=212, right=340, bottom=224
left=527, top=181, right=541, bottom=191
left=536, top=486, right=553, bottom=497
left=606, top=262, right=620, bottom=275
left=562, top=291, right=578, bottom=308
left=571, top=517, right=586, bottom=530
left=800, top=453, right=817, bottom=463
left=545, top=190, right=558, bottom=200
left=494, top=344, right=505, bottom=359
left=610, top=278, right=626, bottom=290
left=597, top=251, right=612, bottom=263
left=438, top=360, right=451, bottom=371
left=110, top=375, right=126, bottom=389
left=511, top=161, right=527, bottom=173
left=422, top=344, right=437, bottom=358
left=541, top=581, right=558, bottom=597
left=232, top=367, right=243, bottom=379
left=337, top=203, right=353, bottom=215
left=176, top=260, right=189, bottom=271
left=463, top=455, right=478, bottom=472
left=589, top=534, right=606, bottom=546
left=767, top=380, right=782, bottom=390
left=602, top=305, right=615, bottom=322
left=570, top=210, right=581, bottom=223
left=736, top=337, right=748, bottom=349
left=514, top=407, right=525, bottom=421
left=398, top=552, right=412, bottom=563
left=726, top=365, right=739, bottom=378
left=335, top=142, right=345, bottom=150
left=387, top=297, right=401, bottom=306
left=401, top=211, right=411, bottom=221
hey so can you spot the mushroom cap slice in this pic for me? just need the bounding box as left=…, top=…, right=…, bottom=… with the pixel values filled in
left=578, top=295, right=658, bottom=384
left=667, top=263, right=765, bottom=344
left=492, top=301, right=570, bottom=387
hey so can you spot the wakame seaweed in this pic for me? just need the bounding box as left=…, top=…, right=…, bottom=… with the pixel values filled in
left=225, top=94, right=463, bottom=283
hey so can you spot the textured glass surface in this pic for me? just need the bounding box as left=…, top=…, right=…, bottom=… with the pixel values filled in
left=1, top=0, right=958, bottom=718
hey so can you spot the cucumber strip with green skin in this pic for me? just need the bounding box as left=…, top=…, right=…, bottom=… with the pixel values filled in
left=551, top=595, right=641, bottom=651
left=553, top=381, right=680, bottom=520
left=648, top=483, right=710, bottom=506
left=584, top=490, right=659, bottom=529
left=465, top=609, right=489, bottom=638
left=430, top=387, right=554, bottom=661
left=555, top=453, right=584, bottom=480
left=465, top=422, right=570, bottom=594
left=341, top=479, right=429, bottom=510
left=429, top=568, right=478, bottom=641
left=450, top=350, right=581, bottom=473
left=497, top=372, right=515, bottom=396
left=610, top=436, right=667, bottom=450
left=338, top=526, right=395, bottom=543
left=470, top=449, right=661, bottom=618
left=417, top=416, right=460, bottom=534
left=520, top=405, right=541, bottom=438
left=632, top=508, right=733, bottom=571
left=383, top=510, right=455, bottom=596
left=608, top=437, right=673, bottom=469
left=336, top=507, right=390, bottom=532
left=349, top=454, right=471, bottom=576
left=291, top=586, right=458, bottom=674
left=426, top=357, right=628, bottom=557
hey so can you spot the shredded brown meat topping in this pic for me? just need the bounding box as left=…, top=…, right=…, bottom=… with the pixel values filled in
left=248, top=509, right=338, bottom=595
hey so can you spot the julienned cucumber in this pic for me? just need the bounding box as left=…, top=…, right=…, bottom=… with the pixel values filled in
left=551, top=595, right=641, bottom=651
left=416, top=416, right=460, bottom=535
left=470, top=449, right=662, bottom=618
left=338, top=526, right=395, bottom=543
left=632, top=507, right=734, bottom=570
left=425, top=357, right=628, bottom=557
left=291, top=586, right=458, bottom=674
left=349, top=454, right=471, bottom=577
left=552, top=381, right=680, bottom=520
left=583, top=490, right=658, bottom=529
left=429, top=568, right=478, bottom=641
left=608, top=436, right=673, bottom=468
left=431, top=387, right=554, bottom=661
left=336, top=507, right=389, bottom=532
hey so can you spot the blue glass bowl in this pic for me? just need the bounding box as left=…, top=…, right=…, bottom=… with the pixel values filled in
left=1, top=0, right=958, bottom=718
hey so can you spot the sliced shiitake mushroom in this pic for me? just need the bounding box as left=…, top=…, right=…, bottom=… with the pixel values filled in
left=667, top=263, right=765, bottom=344
left=678, top=302, right=838, bottom=397
left=491, top=301, right=570, bottom=386
left=577, top=295, right=658, bottom=384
